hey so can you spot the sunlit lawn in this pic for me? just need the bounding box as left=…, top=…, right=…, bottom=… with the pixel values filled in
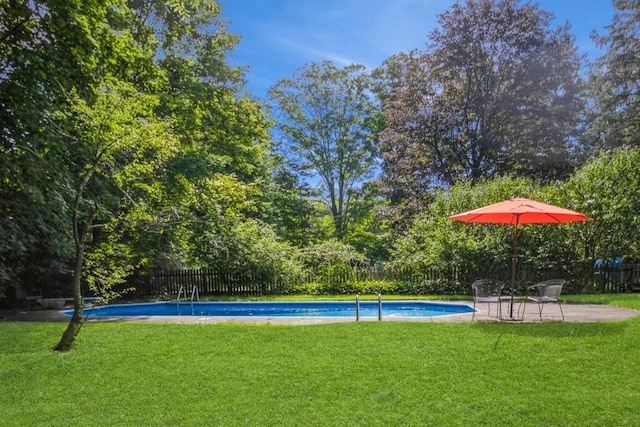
left=1, top=295, right=640, bottom=426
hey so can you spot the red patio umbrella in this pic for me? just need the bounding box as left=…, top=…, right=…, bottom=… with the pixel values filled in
left=448, top=197, right=591, bottom=319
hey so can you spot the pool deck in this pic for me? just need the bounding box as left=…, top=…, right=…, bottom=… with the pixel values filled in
left=1, top=301, right=639, bottom=324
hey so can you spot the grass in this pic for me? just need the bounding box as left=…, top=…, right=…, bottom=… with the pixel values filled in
left=1, top=295, right=640, bottom=426
left=563, top=292, right=640, bottom=309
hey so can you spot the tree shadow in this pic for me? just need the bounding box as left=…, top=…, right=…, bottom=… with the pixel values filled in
left=473, top=318, right=632, bottom=338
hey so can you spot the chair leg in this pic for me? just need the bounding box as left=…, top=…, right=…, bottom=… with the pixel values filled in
left=538, top=302, right=543, bottom=321
left=558, top=302, right=565, bottom=321
left=538, top=301, right=565, bottom=321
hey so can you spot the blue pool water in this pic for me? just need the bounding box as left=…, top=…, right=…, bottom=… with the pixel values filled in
left=64, top=301, right=474, bottom=318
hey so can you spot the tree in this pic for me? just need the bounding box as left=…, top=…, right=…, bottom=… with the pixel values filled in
left=372, top=52, right=440, bottom=232
left=379, top=0, right=585, bottom=223
left=558, top=147, right=640, bottom=261
left=389, top=177, right=544, bottom=276
left=0, top=0, right=161, bottom=300
left=260, top=160, right=316, bottom=247
left=588, top=0, right=640, bottom=151
left=125, top=0, right=276, bottom=269
left=53, top=79, right=178, bottom=351
left=342, top=182, right=391, bottom=262
left=269, top=61, right=381, bottom=240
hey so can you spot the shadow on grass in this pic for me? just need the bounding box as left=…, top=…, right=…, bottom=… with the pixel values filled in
left=473, top=318, right=632, bottom=338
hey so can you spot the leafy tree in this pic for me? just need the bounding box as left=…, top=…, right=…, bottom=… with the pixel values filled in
left=130, top=0, right=270, bottom=183
left=0, top=0, right=279, bottom=352
left=343, top=182, right=391, bottom=262
left=53, top=79, right=178, bottom=351
left=172, top=173, right=260, bottom=265
left=379, top=0, right=585, bottom=223
left=372, top=52, right=440, bottom=232
left=300, top=239, right=366, bottom=286
left=260, top=160, right=316, bottom=247
left=128, top=0, right=275, bottom=269
left=0, top=150, right=72, bottom=300
left=0, top=0, right=158, bottom=300
left=588, top=0, right=640, bottom=151
left=269, top=61, right=381, bottom=239
left=558, top=147, right=640, bottom=261
left=389, top=177, right=543, bottom=277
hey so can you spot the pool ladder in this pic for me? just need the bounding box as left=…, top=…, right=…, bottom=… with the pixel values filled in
left=177, top=285, right=199, bottom=315
left=355, top=293, right=383, bottom=322
left=176, top=285, right=199, bottom=302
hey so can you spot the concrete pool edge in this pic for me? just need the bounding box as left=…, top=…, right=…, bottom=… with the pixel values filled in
left=2, top=301, right=640, bottom=324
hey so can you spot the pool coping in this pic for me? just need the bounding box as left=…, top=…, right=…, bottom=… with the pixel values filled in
left=2, top=301, right=640, bottom=324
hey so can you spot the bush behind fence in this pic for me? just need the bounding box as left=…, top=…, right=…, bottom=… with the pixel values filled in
left=118, top=262, right=640, bottom=299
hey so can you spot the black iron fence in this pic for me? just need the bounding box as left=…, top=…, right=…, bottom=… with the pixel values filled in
left=115, top=262, right=640, bottom=299
left=123, top=269, right=288, bottom=298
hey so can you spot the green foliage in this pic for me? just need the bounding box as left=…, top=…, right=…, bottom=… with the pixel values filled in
left=378, top=0, right=584, bottom=225
left=0, top=150, right=73, bottom=298
left=388, top=148, right=640, bottom=286
left=299, top=239, right=367, bottom=286
left=184, top=216, right=304, bottom=287
left=269, top=61, right=381, bottom=239
left=588, top=0, right=640, bottom=151
left=0, top=0, right=159, bottom=299
left=54, top=77, right=179, bottom=307
left=390, top=176, right=543, bottom=274
left=228, top=220, right=304, bottom=286
left=257, top=161, right=316, bottom=247
left=292, top=279, right=461, bottom=295
left=83, top=239, right=135, bottom=303
left=169, top=173, right=260, bottom=265
left=140, top=0, right=276, bottom=277
left=343, top=182, right=392, bottom=261
left=293, top=279, right=395, bottom=295
left=558, top=147, right=640, bottom=261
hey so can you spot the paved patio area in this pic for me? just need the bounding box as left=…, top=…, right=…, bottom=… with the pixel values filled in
left=432, top=300, right=640, bottom=323
left=1, top=301, right=639, bottom=325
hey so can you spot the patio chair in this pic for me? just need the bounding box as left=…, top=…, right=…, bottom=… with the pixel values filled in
left=525, top=279, right=566, bottom=321
left=471, top=279, right=505, bottom=320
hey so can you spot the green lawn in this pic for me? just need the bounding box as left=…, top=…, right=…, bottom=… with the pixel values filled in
left=2, top=296, right=640, bottom=426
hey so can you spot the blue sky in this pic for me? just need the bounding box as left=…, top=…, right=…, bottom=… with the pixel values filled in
left=219, top=0, right=616, bottom=99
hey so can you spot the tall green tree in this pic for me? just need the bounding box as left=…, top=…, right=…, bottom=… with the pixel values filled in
left=0, top=0, right=159, bottom=299
left=269, top=61, right=381, bottom=239
left=378, top=0, right=585, bottom=225
left=260, top=160, right=316, bottom=247
left=588, top=0, right=640, bottom=151
left=123, top=0, right=276, bottom=270
left=559, top=147, right=640, bottom=261
left=53, top=79, right=178, bottom=352
left=1, top=0, right=274, bottom=350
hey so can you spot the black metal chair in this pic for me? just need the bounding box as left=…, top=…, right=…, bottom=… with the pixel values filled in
left=525, top=279, right=566, bottom=321
left=471, top=279, right=505, bottom=320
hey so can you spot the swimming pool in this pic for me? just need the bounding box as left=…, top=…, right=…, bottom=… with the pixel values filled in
left=65, top=301, right=474, bottom=319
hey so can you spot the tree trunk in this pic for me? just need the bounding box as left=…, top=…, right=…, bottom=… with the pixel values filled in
left=53, top=242, right=85, bottom=352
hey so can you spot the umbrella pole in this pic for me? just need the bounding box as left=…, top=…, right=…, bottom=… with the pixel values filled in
left=510, top=224, right=519, bottom=318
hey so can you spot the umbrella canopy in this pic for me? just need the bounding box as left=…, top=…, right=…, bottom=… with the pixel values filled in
left=448, top=197, right=591, bottom=320
left=448, top=197, right=591, bottom=225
